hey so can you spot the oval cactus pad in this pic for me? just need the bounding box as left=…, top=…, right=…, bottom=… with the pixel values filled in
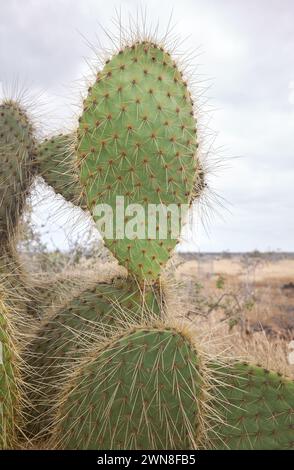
left=77, top=42, right=199, bottom=281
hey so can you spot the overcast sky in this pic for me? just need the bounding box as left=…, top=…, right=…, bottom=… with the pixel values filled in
left=1, top=0, right=294, bottom=252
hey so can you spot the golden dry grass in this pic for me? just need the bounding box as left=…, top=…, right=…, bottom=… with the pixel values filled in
left=165, top=254, right=294, bottom=379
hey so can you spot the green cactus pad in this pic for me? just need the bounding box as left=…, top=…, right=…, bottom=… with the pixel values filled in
left=208, top=362, right=294, bottom=450
left=50, top=326, right=203, bottom=450
left=36, top=135, right=81, bottom=205
left=77, top=42, right=199, bottom=281
left=26, top=278, right=161, bottom=437
left=0, top=100, right=36, bottom=241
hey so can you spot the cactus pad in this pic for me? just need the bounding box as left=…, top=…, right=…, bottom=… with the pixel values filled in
left=77, top=42, right=199, bottom=281
left=50, top=326, right=204, bottom=449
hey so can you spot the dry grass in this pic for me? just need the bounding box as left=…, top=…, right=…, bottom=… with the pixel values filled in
left=165, top=254, right=294, bottom=379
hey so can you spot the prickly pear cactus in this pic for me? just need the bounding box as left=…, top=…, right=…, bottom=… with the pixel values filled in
left=0, top=288, right=21, bottom=449
left=50, top=324, right=205, bottom=450
left=3, top=22, right=291, bottom=454
left=0, top=100, right=36, bottom=241
left=208, top=362, right=294, bottom=450
left=36, top=135, right=81, bottom=205
left=77, top=41, right=199, bottom=282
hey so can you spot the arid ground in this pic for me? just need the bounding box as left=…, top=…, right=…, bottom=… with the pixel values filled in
left=166, top=253, right=294, bottom=378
